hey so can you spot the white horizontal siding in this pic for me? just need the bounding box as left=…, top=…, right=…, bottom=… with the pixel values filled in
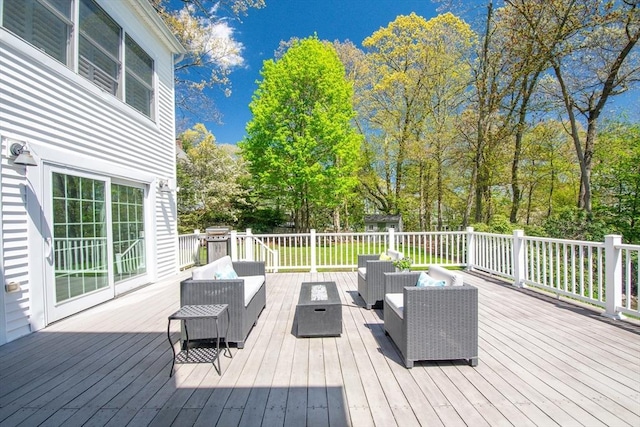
left=0, top=0, right=181, bottom=344
left=0, top=149, right=31, bottom=342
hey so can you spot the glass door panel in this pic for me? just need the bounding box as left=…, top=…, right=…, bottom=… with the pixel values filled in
left=45, top=168, right=114, bottom=322
left=112, top=183, right=146, bottom=282
left=52, top=172, right=109, bottom=302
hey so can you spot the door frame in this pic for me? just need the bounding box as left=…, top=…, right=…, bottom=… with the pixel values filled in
left=26, top=143, right=158, bottom=329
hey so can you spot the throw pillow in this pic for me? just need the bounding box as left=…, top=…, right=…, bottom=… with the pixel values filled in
left=214, top=264, right=238, bottom=280
left=416, top=271, right=446, bottom=287
left=379, top=252, right=392, bottom=261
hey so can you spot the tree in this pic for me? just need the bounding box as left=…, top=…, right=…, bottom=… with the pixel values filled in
left=150, top=0, right=265, bottom=127
left=592, top=120, right=640, bottom=242
left=465, top=0, right=519, bottom=225
left=510, top=0, right=640, bottom=213
left=359, top=13, right=432, bottom=217
left=177, top=124, right=248, bottom=232
left=240, top=37, right=361, bottom=232
left=499, top=1, right=556, bottom=223
left=519, top=120, right=580, bottom=224
left=417, top=13, right=475, bottom=230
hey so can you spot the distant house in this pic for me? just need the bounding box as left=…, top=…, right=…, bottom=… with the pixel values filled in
left=0, top=0, right=185, bottom=345
left=364, top=215, right=403, bottom=232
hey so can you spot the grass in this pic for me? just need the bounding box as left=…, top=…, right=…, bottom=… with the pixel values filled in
left=269, top=242, right=451, bottom=268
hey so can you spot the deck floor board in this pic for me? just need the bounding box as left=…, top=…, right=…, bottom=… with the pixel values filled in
left=0, top=270, right=638, bottom=427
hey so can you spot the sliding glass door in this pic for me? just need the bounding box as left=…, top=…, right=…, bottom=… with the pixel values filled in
left=44, top=168, right=148, bottom=322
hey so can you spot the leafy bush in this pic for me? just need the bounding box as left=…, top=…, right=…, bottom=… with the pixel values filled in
left=543, top=207, right=611, bottom=241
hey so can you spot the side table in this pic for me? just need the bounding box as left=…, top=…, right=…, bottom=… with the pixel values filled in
left=167, top=304, right=232, bottom=377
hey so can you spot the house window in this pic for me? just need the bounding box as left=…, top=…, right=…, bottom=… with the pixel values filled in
left=125, top=35, right=154, bottom=117
left=78, top=0, right=121, bottom=95
left=2, top=0, right=156, bottom=118
left=2, top=0, right=73, bottom=65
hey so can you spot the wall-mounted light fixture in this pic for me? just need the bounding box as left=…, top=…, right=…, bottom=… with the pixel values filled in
left=158, top=179, right=172, bottom=193
left=10, top=142, right=37, bottom=166
left=5, top=282, right=21, bottom=293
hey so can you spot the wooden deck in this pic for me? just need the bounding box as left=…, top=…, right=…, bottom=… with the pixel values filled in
left=1, top=271, right=638, bottom=426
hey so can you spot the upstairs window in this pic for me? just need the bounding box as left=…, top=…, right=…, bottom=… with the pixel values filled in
left=2, top=0, right=73, bottom=65
left=78, top=0, right=121, bottom=95
left=2, top=0, right=156, bottom=118
left=125, top=35, right=154, bottom=117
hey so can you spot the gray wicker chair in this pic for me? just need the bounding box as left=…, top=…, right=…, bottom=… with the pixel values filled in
left=357, top=254, right=396, bottom=309
left=180, top=261, right=266, bottom=349
left=383, top=271, right=478, bottom=368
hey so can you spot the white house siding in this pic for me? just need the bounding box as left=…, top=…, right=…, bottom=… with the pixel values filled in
left=0, top=0, right=184, bottom=344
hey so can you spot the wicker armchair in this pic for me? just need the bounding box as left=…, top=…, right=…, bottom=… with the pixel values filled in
left=383, top=271, right=478, bottom=368
left=180, top=260, right=266, bottom=349
left=357, top=251, right=402, bottom=309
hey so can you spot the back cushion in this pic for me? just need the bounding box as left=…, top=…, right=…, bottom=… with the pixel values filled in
left=427, top=265, right=463, bottom=286
left=192, top=255, right=234, bottom=280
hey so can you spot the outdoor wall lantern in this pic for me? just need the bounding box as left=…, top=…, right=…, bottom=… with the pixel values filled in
left=158, top=179, right=172, bottom=193
left=10, top=142, right=38, bottom=166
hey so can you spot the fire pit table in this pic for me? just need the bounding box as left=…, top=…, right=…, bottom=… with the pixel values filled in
left=296, top=281, right=342, bottom=337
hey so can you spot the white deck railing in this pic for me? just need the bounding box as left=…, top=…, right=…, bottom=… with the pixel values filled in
left=177, top=233, right=201, bottom=270
left=177, top=228, right=639, bottom=319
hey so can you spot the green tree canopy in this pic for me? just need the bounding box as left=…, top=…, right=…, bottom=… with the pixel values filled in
left=240, top=36, right=361, bottom=232
left=177, top=124, right=248, bottom=233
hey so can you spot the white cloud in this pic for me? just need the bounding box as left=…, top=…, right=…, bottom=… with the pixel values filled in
left=177, top=5, right=245, bottom=70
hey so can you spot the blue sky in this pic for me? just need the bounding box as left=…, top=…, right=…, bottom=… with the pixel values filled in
left=190, top=1, right=638, bottom=145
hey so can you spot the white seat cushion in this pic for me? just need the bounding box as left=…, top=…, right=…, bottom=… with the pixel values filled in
left=243, top=275, right=265, bottom=306
left=358, top=267, right=366, bottom=279
left=385, top=293, right=404, bottom=319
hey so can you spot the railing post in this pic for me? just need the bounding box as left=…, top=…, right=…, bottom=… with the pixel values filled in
left=245, top=228, right=254, bottom=261
left=465, top=227, right=475, bottom=271
left=603, top=234, right=623, bottom=320
left=310, top=229, right=317, bottom=273
left=193, top=229, right=200, bottom=266
left=513, top=229, right=526, bottom=288
left=388, top=228, right=395, bottom=251
left=273, top=251, right=279, bottom=273
left=229, top=230, right=238, bottom=261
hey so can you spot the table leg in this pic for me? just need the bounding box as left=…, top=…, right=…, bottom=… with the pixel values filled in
left=167, top=319, right=176, bottom=377
left=215, top=317, right=221, bottom=374
left=184, top=320, right=190, bottom=360
left=224, top=308, right=232, bottom=358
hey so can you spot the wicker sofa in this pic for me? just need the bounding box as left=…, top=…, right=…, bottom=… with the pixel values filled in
left=179, top=256, right=266, bottom=349
left=383, top=266, right=478, bottom=368
left=357, top=249, right=404, bottom=309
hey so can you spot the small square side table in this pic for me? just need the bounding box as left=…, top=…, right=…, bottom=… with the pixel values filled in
left=167, top=304, right=231, bottom=377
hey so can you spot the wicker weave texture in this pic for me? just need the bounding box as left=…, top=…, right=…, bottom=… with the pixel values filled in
left=179, top=261, right=266, bottom=348
left=357, top=255, right=396, bottom=309
left=384, top=272, right=421, bottom=294
left=383, top=273, right=478, bottom=368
